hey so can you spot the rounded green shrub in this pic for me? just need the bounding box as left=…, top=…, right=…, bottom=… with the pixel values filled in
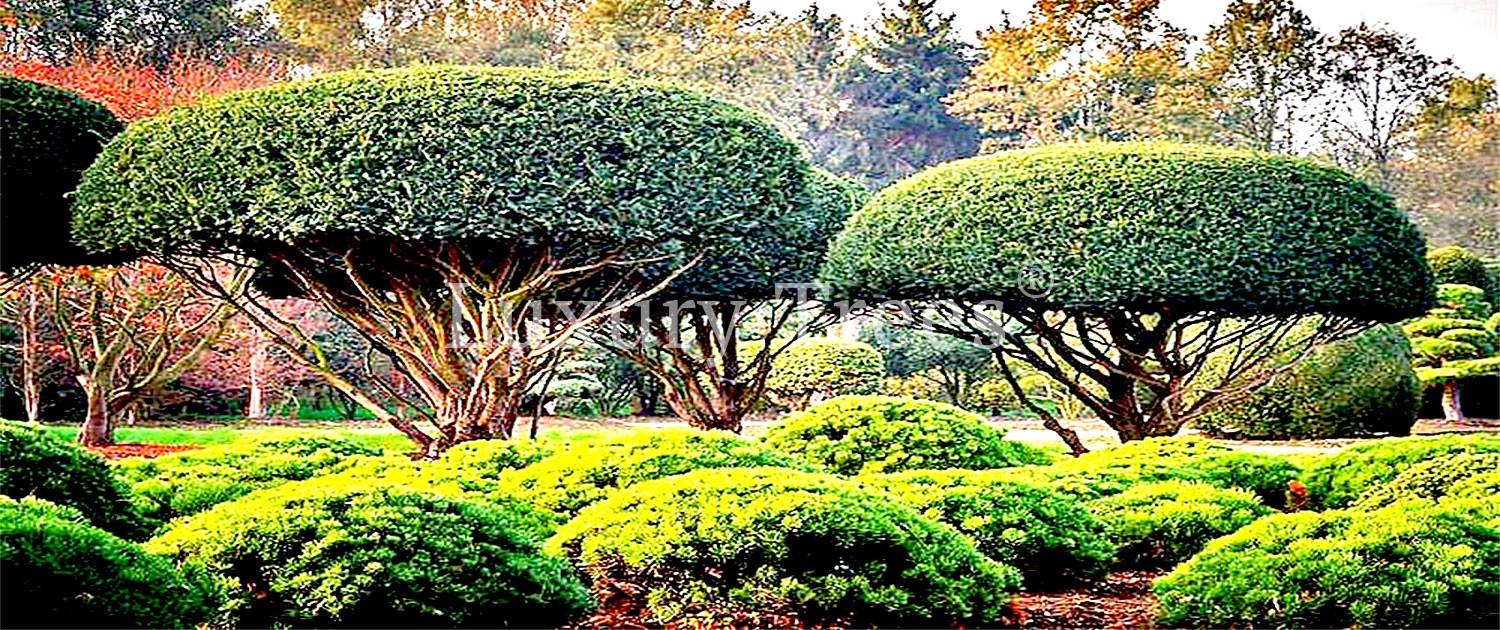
left=0, top=77, right=123, bottom=270
left=147, top=480, right=591, bottom=628
left=1304, top=434, right=1500, bottom=508
left=115, top=430, right=382, bottom=522
left=1428, top=245, right=1498, bottom=305
left=0, top=420, right=147, bottom=539
left=0, top=496, right=220, bottom=629
left=1195, top=325, right=1420, bottom=439
left=1353, top=452, right=1500, bottom=510
left=1039, top=436, right=1302, bottom=507
left=821, top=142, right=1432, bottom=320
left=765, top=337, right=885, bottom=409
left=761, top=395, right=1051, bottom=475
left=497, top=428, right=809, bottom=515
left=1154, top=501, right=1500, bottom=628
left=547, top=467, right=1019, bottom=626
left=859, top=469, right=1114, bottom=587
left=1087, top=480, right=1271, bottom=568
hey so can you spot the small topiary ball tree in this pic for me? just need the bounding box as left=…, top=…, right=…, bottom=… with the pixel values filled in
left=764, top=336, right=886, bottom=409
left=0, top=77, right=123, bottom=272
left=821, top=142, right=1433, bottom=451
left=1404, top=283, right=1500, bottom=421
left=73, top=66, right=818, bottom=456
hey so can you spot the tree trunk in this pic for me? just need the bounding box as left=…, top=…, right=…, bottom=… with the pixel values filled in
left=77, top=379, right=114, bottom=447
left=1441, top=380, right=1464, bottom=422
left=19, top=287, right=41, bottom=422
left=246, top=331, right=267, bottom=420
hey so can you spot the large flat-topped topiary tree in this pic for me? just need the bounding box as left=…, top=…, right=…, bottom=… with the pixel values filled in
left=74, top=66, right=816, bottom=456
left=821, top=142, right=1433, bottom=452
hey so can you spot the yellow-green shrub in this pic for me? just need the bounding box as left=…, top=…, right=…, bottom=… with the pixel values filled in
left=0, top=420, right=148, bottom=539
left=1087, top=480, right=1270, bottom=568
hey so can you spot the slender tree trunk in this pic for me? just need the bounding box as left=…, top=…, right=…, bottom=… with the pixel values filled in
left=1441, top=380, right=1464, bottom=422
left=76, top=377, right=114, bottom=447
left=247, top=331, right=267, bottom=420
left=19, top=287, right=41, bottom=422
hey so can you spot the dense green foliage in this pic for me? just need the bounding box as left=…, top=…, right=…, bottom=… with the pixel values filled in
left=761, top=395, right=1051, bottom=475
left=0, top=496, right=219, bottom=629
left=859, top=470, right=1113, bottom=587
left=1353, top=452, right=1500, bottom=510
left=1428, top=245, right=1498, bottom=305
left=547, top=467, right=1018, bottom=626
left=0, top=77, right=123, bottom=270
left=0, top=421, right=147, bottom=539
left=1196, top=325, right=1420, bottom=438
left=1155, top=501, right=1500, bottom=628
left=764, top=337, right=885, bottom=408
left=1087, top=480, right=1271, bottom=568
left=115, top=430, right=382, bottom=522
left=72, top=66, right=810, bottom=266
left=498, top=428, right=809, bottom=515
left=821, top=142, right=1432, bottom=320
left=1030, top=436, right=1301, bottom=507
left=1304, top=434, right=1500, bottom=508
left=147, top=481, right=591, bottom=628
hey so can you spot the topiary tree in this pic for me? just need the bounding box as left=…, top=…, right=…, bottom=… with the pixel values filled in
left=1404, top=283, right=1500, bottom=421
left=1428, top=245, right=1498, bottom=306
left=764, top=336, right=886, bottom=409
left=72, top=66, right=819, bottom=457
left=586, top=169, right=867, bottom=432
left=821, top=142, right=1434, bottom=452
left=859, top=317, right=993, bottom=406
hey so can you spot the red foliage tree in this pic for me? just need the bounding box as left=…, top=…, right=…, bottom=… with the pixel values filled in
left=1, top=49, right=290, bottom=120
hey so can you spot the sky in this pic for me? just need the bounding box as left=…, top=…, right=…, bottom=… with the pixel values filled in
left=751, top=0, right=1500, bottom=79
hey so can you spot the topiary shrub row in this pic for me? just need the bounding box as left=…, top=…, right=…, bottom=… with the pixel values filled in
left=0, top=420, right=149, bottom=539
left=760, top=395, right=1052, bottom=476
left=547, top=467, right=1019, bottom=627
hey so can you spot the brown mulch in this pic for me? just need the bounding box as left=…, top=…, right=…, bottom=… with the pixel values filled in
left=85, top=443, right=202, bottom=460
left=1009, top=571, right=1162, bottom=630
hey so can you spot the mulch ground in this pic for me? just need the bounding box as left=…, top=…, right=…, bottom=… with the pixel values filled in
left=1009, top=571, right=1162, bottom=630
left=85, top=443, right=202, bottom=459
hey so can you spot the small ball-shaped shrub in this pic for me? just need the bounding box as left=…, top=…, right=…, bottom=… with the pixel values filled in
left=1305, top=434, right=1500, bottom=508
left=1154, top=501, right=1500, bottom=628
left=762, top=395, right=1051, bottom=475
left=1087, top=480, right=1271, bottom=568
left=0, top=420, right=147, bottom=539
left=547, top=467, right=1019, bottom=627
left=0, top=496, right=220, bottom=629
left=147, top=480, right=591, bottom=628
left=859, top=469, right=1114, bottom=587
left=116, top=430, right=382, bottom=522
left=765, top=337, right=884, bottom=409
left=1353, top=452, right=1500, bottom=510
left=498, top=428, right=809, bottom=515
left=1428, top=245, right=1498, bottom=305
left=1042, top=436, right=1301, bottom=507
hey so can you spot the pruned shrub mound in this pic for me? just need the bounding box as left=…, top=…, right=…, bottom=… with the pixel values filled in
left=147, top=480, right=590, bottom=628
left=116, top=430, right=382, bottom=522
left=498, top=428, right=809, bottom=515
left=765, top=337, right=885, bottom=410
left=547, top=467, right=1019, bottom=627
left=1087, top=480, right=1271, bottom=568
left=1428, top=245, right=1498, bottom=306
left=761, top=395, right=1051, bottom=475
left=1154, top=501, right=1500, bottom=629
left=1304, top=434, right=1500, bottom=508
left=1195, top=325, right=1420, bottom=439
left=1354, top=452, right=1500, bottom=510
left=0, top=420, right=148, bottom=539
left=1037, top=436, right=1301, bottom=506
left=0, top=496, right=220, bottom=629
left=859, top=469, right=1114, bottom=588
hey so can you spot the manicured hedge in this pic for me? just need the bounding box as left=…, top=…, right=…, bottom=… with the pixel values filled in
left=1086, top=480, right=1270, bottom=568
left=547, top=467, right=1018, bottom=627
left=1155, top=501, right=1500, bottom=628
left=0, top=77, right=123, bottom=270
left=1304, top=434, right=1500, bottom=508
left=0, top=420, right=148, bottom=539
left=1195, top=325, right=1420, bottom=439
left=0, top=496, right=220, bottom=629
left=1353, top=452, right=1500, bottom=510
left=761, top=395, right=1051, bottom=475
left=765, top=337, right=885, bottom=409
left=820, top=142, right=1432, bottom=320
left=147, top=480, right=591, bottom=628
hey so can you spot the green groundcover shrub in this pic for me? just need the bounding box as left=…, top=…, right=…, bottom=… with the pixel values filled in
left=115, top=430, right=382, bottom=522
left=0, top=496, right=220, bottom=629
left=1087, top=480, right=1270, bottom=568
left=1195, top=325, right=1420, bottom=439
left=1354, top=452, right=1500, bottom=510
left=761, top=395, right=1051, bottom=475
left=765, top=337, right=885, bottom=410
left=498, top=428, right=809, bottom=515
left=547, top=467, right=1019, bottom=627
left=147, top=480, right=591, bottom=628
left=859, top=469, right=1114, bottom=588
left=0, top=420, right=148, bottom=539
left=1155, top=500, right=1500, bottom=629
left=1022, top=436, right=1301, bottom=507
left=1304, top=434, right=1500, bottom=508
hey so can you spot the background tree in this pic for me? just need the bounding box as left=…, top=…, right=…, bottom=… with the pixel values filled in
left=73, top=67, right=818, bottom=456
left=821, top=143, right=1433, bottom=452
left=1389, top=76, right=1500, bottom=256
left=859, top=317, right=991, bottom=406
left=1193, top=0, right=1324, bottom=153
left=0, top=0, right=280, bottom=63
